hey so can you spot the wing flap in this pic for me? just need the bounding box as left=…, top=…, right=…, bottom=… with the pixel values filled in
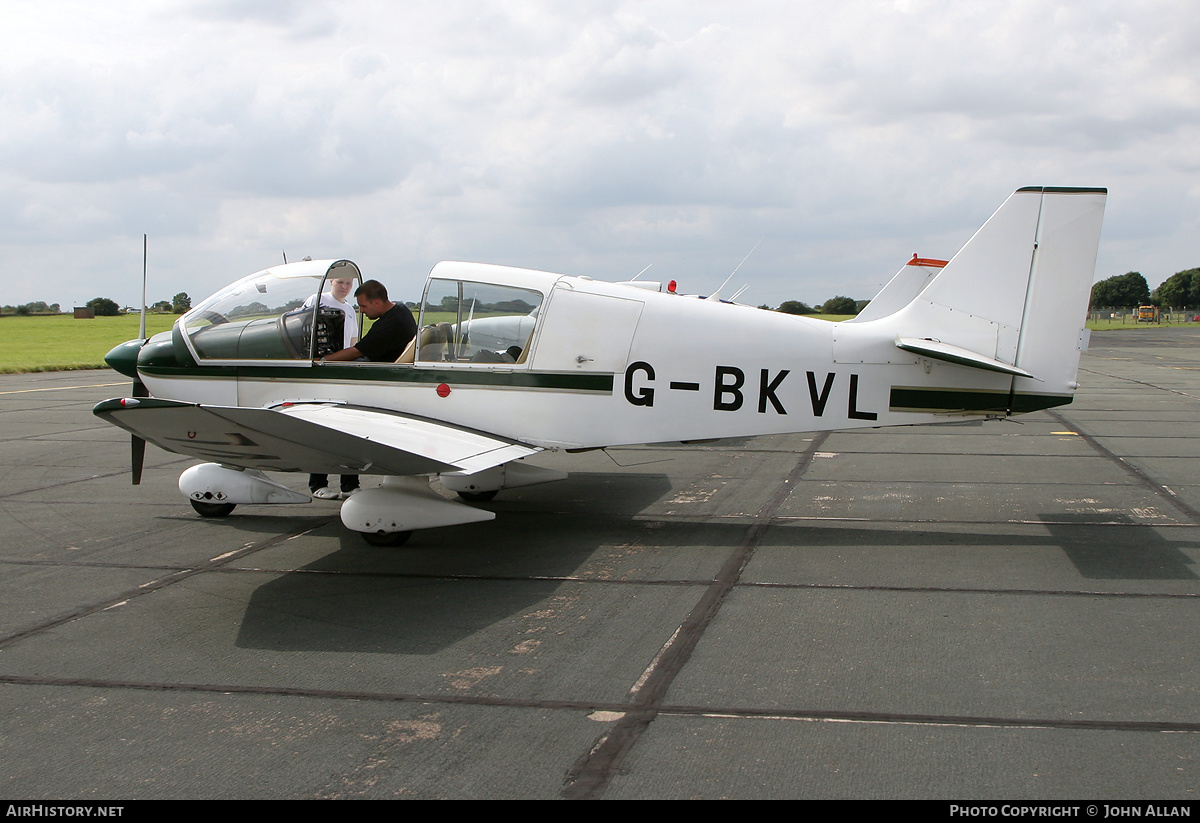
left=94, top=398, right=539, bottom=475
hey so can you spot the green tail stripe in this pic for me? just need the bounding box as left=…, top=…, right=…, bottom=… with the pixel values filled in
left=889, top=386, right=1071, bottom=414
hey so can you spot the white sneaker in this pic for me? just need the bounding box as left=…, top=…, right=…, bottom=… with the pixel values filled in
left=340, top=488, right=360, bottom=499
left=312, top=487, right=340, bottom=500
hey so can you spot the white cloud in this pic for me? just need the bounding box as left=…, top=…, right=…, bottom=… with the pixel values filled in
left=1, top=0, right=1199, bottom=310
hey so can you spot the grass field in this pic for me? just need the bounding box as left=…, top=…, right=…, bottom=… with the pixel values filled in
left=0, top=314, right=179, bottom=373
left=1086, top=316, right=1197, bottom=331
left=0, top=312, right=1193, bottom=373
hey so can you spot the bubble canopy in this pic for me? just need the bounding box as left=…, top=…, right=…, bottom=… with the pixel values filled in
left=178, top=259, right=362, bottom=363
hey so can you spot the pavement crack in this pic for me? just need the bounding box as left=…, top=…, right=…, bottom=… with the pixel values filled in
left=562, top=432, right=831, bottom=799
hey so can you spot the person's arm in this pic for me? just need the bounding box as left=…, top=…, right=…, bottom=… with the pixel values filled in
left=321, top=346, right=364, bottom=362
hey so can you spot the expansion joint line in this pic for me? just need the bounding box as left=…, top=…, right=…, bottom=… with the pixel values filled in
left=1047, top=410, right=1200, bottom=525
left=1076, top=366, right=1200, bottom=402
left=0, top=519, right=337, bottom=650
left=562, top=432, right=831, bottom=799
left=0, top=456, right=195, bottom=501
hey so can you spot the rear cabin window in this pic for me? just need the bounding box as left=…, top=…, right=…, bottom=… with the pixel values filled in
left=417, top=279, right=542, bottom=366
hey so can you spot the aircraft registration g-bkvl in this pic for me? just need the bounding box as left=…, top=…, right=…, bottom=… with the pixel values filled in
left=96, top=186, right=1107, bottom=545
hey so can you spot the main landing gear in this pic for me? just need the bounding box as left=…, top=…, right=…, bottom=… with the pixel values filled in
left=455, top=489, right=498, bottom=502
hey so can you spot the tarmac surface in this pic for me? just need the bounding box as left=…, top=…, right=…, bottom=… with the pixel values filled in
left=1, top=328, right=1197, bottom=799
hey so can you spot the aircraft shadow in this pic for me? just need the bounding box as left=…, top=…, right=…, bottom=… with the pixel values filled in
left=750, top=514, right=1195, bottom=581
left=1040, top=512, right=1198, bottom=580
left=234, top=472, right=675, bottom=655
left=232, top=477, right=1196, bottom=655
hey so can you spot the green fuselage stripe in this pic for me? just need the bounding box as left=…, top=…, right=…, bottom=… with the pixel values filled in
left=139, top=363, right=615, bottom=393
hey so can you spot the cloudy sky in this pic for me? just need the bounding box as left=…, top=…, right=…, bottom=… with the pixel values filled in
left=3, top=0, right=1198, bottom=311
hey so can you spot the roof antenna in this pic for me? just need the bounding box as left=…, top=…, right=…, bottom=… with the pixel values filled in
left=631, top=263, right=653, bottom=281
left=282, top=250, right=288, bottom=264
left=708, top=235, right=764, bottom=300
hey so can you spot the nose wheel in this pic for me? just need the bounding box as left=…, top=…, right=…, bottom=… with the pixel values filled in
left=361, top=530, right=412, bottom=547
left=190, top=500, right=237, bottom=517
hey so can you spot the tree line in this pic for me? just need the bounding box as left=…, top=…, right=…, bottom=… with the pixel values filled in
left=759, top=296, right=865, bottom=316
left=9, top=266, right=1199, bottom=320
left=1089, top=269, right=1200, bottom=309
left=0, top=293, right=192, bottom=317
left=758, top=266, right=1200, bottom=317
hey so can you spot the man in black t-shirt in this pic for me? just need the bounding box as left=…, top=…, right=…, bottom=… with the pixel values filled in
left=312, top=279, right=417, bottom=498
left=321, top=280, right=416, bottom=363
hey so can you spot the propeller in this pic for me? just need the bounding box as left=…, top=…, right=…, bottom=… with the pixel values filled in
left=129, top=234, right=150, bottom=484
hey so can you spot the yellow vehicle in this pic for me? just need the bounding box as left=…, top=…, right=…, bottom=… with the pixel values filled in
left=1137, top=305, right=1159, bottom=323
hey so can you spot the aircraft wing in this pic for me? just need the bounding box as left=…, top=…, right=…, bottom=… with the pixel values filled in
left=94, top=398, right=539, bottom=475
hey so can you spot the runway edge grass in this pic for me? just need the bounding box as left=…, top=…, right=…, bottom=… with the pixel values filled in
left=0, top=314, right=178, bottom=373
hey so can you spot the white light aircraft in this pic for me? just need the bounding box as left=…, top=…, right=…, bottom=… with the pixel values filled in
left=96, top=186, right=1107, bottom=545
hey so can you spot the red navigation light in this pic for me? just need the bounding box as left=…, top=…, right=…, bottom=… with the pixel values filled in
left=667, top=280, right=677, bottom=293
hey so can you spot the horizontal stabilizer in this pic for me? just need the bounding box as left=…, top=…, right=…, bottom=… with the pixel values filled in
left=94, top=397, right=539, bottom=475
left=895, top=337, right=1038, bottom=379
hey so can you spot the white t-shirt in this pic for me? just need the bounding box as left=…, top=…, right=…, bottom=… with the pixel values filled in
left=303, top=292, right=357, bottom=349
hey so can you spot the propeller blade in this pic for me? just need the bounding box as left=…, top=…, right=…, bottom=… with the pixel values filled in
left=130, top=376, right=149, bottom=484
left=131, top=434, right=146, bottom=486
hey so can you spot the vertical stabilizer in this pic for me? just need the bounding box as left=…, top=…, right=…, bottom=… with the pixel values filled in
left=888, top=187, right=1106, bottom=405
